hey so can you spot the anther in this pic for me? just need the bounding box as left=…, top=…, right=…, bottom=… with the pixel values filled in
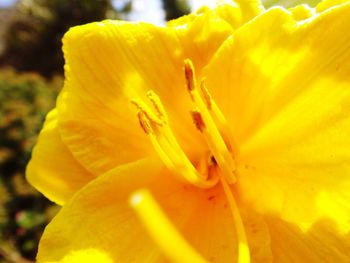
left=183, top=59, right=237, bottom=184
left=137, top=111, right=153, bottom=135
left=131, top=91, right=219, bottom=189
left=184, top=59, right=196, bottom=92
left=191, top=110, right=206, bottom=132
left=131, top=99, right=163, bottom=126
left=146, top=91, right=168, bottom=123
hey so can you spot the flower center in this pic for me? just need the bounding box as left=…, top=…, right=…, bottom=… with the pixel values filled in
left=131, top=59, right=250, bottom=263
left=132, top=59, right=237, bottom=188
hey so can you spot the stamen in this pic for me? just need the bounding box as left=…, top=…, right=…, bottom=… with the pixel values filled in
left=130, top=189, right=208, bottom=263
left=220, top=177, right=250, bottom=263
left=147, top=90, right=168, bottom=123
left=199, top=79, right=212, bottom=110
left=131, top=99, right=163, bottom=126
left=137, top=111, right=153, bottom=135
left=200, top=80, right=239, bottom=156
left=191, top=110, right=206, bottom=132
left=131, top=60, right=248, bottom=263
left=133, top=94, right=219, bottom=189
left=184, top=59, right=237, bottom=184
left=184, top=59, right=196, bottom=92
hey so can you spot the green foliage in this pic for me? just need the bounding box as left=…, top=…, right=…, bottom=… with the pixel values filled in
left=0, top=0, right=118, bottom=77
left=161, top=0, right=190, bottom=21
left=0, top=1, right=191, bottom=261
left=0, top=68, right=61, bottom=261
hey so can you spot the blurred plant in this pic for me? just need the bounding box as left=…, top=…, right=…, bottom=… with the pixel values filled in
left=0, top=68, right=61, bottom=261
left=161, top=0, right=190, bottom=20
left=0, top=0, right=124, bottom=77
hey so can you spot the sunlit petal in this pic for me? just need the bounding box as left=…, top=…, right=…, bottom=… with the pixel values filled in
left=266, top=216, right=350, bottom=262
left=37, top=157, right=255, bottom=262
left=26, top=109, right=95, bottom=205
left=204, top=3, right=350, bottom=231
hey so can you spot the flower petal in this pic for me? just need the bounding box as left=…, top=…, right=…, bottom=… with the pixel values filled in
left=166, top=0, right=265, bottom=72
left=26, top=109, right=95, bottom=205
left=56, top=249, right=113, bottom=263
left=288, top=4, right=315, bottom=21
left=36, top=157, right=271, bottom=262
left=316, top=0, right=350, bottom=12
left=167, top=0, right=264, bottom=31
left=37, top=158, right=166, bottom=262
left=265, top=216, right=350, bottom=262
left=58, top=15, right=234, bottom=176
left=204, top=4, right=350, bottom=231
left=240, top=207, right=272, bottom=262
left=234, top=0, right=264, bottom=21
left=167, top=5, right=234, bottom=71
left=58, top=21, right=181, bottom=176
left=57, top=86, right=154, bottom=177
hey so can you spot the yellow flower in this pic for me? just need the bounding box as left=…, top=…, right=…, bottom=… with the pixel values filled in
left=27, top=0, right=350, bottom=262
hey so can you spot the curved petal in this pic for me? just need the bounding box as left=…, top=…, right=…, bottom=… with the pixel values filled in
left=166, top=0, right=265, bottom=72
left=57, top=86, right=155, bottom=177
left=288, top=4, right=315, bottom=21
left=316, top=0, right=350, bottom=12
left=36, top=157, right=271, bottom=262
left=37, top=158, right=166, bottom=262
left=233, top=0, right=264, bottom=21
left=204, top=4, right=350, bottom=231
left=56, top=249, right=113, bottom=263
left=26, top=109, right=95, bottom=205
left=239, top=206, right=273, bottom=262
left=167, top=5, right=235, bottom=72
left=167, top=0, right=264, bottom=31
left=58, top=14, right=234, bottom=176
left=265, top=216, right=350, bottom=262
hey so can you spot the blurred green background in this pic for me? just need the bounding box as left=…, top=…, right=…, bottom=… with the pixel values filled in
left=0, top=0, right=319, bottom=262
left=0, top=1, right=190, bottom=262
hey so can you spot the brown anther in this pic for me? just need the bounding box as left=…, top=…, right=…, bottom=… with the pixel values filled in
left=146, top=90, right=167, bottom=123
left=191, top=110, right=206, bottom=132
left=137, top=111, right=153, bottom=134
left=184, top=59, right=196, bottom=92
left=131, top=99, right=163, bottom=126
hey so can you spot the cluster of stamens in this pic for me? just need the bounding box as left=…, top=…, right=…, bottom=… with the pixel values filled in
left=132, top=59, right=237, bottom=188
left=130, top=59, right=250, bottom=263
